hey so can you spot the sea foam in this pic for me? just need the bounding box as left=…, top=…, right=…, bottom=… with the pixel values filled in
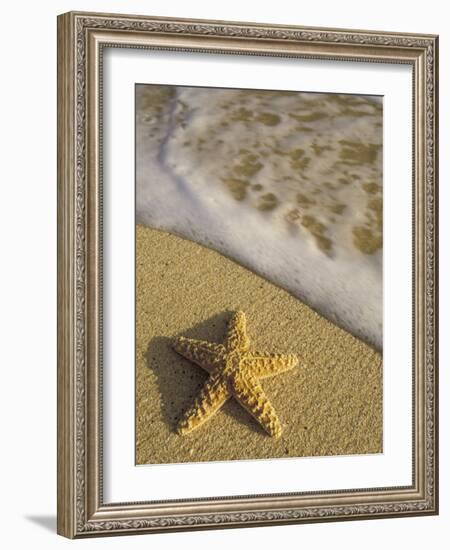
left=136, top=85, right=383, bottom=350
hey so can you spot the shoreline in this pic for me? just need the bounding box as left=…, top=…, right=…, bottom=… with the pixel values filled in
left=136, top=85, right=383, bottom=349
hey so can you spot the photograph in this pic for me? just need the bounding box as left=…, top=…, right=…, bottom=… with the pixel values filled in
left=56, top=9, right=438, bottom=537
left=135, top=84, right=383, bottom=465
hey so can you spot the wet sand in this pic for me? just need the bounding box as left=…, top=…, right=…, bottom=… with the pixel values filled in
left=136, top=224, right=382, bottom=465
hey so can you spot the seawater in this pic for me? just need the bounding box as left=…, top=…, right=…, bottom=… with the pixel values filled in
left=136, top=85, right=383, bottom=350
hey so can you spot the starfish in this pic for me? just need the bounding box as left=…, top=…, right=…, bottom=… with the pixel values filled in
left=172, top=311, right=298, bottom=438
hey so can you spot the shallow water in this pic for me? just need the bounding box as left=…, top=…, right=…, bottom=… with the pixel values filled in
left=136, top=85, right=383, bottom=349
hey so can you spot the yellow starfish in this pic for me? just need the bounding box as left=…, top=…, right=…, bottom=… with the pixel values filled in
left=172, top=311, right=298, bottom=438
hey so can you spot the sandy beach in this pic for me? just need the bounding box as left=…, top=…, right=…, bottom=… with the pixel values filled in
left=136, top=225, right=382, bottom=465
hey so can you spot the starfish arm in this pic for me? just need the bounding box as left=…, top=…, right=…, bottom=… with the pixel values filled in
left=230, top=373, right=283, bottom=438
left=177, top=374, right=231, bottom=435
left=172, top=337, right=226, bottom=373
left=243, top=352, right=298, bottom=379
left=226, top=311, right=250, bottom=352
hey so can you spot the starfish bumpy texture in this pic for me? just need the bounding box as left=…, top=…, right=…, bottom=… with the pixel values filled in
left=172, top=311, right=298, bottom=438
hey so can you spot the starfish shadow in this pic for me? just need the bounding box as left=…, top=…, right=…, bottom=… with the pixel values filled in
left=146, top=311, right=230, bottom=433
left=146, top=311, right=269, bottom=436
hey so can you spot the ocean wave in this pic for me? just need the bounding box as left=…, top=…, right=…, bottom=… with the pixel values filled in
left=136, top=85, right=383, bottom=350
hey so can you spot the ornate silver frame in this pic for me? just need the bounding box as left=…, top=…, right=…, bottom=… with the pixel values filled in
left=57, top=11, right=439, bottom=538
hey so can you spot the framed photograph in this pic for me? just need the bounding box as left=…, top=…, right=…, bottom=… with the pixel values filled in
left=57, top=11, right=439, bottom=538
